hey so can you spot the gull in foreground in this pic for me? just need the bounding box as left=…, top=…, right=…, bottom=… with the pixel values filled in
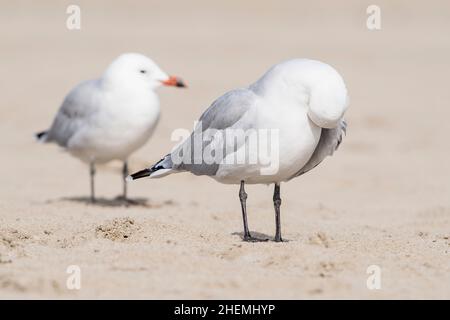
left=129, top=59, right=348, bottom=241
left=36, top=53, right=186, bottom=203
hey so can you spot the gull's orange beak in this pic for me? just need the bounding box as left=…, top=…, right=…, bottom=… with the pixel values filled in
left=162, top=76, right=186, bottom=88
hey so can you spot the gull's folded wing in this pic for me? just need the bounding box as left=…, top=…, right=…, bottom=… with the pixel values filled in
left=290, top=119, right=347, bottom=179
left=172, top=88, right=258, bottom=176
left=46, top=79, right=100, bottom=147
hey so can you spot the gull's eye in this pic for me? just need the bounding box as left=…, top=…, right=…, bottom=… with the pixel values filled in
left=140, top=70, right=147, bottom=74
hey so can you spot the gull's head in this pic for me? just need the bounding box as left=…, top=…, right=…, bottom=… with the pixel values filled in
left=102, top=53, right=186, bottom=91
left=252, top=59, right=348, bottom=128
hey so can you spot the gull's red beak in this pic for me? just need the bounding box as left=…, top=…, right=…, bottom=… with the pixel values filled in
left=162, top=76, right=186, bottom=88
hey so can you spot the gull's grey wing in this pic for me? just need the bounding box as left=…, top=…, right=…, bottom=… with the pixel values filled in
left=171, top=88, right=258, bottom=176
left=198, top=88, right=257, bottom=131
left=290, top=119, right=347, bottom=179
left=45, top=79, right=100, bottom=147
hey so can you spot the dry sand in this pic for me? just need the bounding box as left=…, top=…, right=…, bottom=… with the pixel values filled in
left=1, top=0, right=450, bottom=299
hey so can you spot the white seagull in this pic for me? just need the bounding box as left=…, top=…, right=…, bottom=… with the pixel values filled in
left=129, top=59, right=348, bottom=241
left=36, top=53, right=186, bottom=203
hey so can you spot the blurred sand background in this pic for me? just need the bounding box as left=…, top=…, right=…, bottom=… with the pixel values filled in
left=1, top=0, right=450, bottom=299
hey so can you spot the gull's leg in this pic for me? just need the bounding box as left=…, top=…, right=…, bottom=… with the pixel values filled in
left=90, top=162, right=96, bottom=203
left=273, top=183, right=283, bottom=242
left=120, top=161, right=139, bottom=205
left=239, top=181, right=266, bottom=242
left=239, top=181, right=251, bottom=239
left=122, top=161, right=128, bottom=201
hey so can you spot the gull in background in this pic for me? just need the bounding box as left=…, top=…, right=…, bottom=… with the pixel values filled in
left=36, top=53, right=186, bottom=203
left=129, top=59, right=348, bottom=241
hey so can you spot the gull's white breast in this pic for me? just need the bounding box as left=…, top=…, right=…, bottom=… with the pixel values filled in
left=67, top=89, right=160, bottom=163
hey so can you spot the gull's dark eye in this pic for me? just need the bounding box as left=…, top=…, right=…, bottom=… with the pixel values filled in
left=140, top=70, right=147, bottom=74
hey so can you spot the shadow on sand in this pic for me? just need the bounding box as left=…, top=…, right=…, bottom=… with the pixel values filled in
left=47, top=196, right=151, bottom=208
left=231, top=231, right=274, bottom=242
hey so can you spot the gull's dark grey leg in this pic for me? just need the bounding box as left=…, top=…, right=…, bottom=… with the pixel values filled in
left=117, top=161, right=141, bottom=206
left=239, top=181, right=251, bottom=239
left=239, top=181, right=266, bottom=242
left=90, top=162, right=96, bottom=203
left=273, top=183, right=283, bottom=242
left=122, top=161, right=129, bottom=200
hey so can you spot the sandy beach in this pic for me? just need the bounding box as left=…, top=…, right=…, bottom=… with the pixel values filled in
left=1, top=0, right=450, bottom=299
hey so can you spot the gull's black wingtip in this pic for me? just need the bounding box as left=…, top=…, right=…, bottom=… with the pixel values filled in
left=128, top=168, right=152, bottom=181
left=35, top=130, right=48, bottom=142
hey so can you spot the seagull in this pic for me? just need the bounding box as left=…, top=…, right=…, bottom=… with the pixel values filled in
left=36, top=53, right=186, bottom=203
left=129, top=59, right=348, bottom=241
